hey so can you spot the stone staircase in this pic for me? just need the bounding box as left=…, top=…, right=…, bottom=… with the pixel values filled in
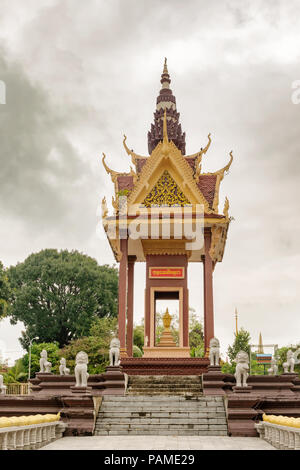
left=95, top=375, right=228, bottom=436
left=127, top=375, right=203, bottom=396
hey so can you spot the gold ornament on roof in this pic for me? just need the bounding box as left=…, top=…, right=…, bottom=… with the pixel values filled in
left=223, top=197, right=229, bottom=218
left=143, top=170, right=191, bottom=207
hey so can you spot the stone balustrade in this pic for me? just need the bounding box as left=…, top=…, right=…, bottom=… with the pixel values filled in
left=255, top=414, right=300, bottom=450
left=0, top=414, right=66, bottom=450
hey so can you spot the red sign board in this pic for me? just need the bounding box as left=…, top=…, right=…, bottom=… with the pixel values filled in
left=149, top=267, right=185, bottom=279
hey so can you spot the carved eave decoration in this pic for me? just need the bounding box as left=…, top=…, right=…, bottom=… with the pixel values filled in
left=102, top=153, right=138, bottom=213
left=200, top=151, right=233, bottom=213
left=123, top=135, right=148, bottom=170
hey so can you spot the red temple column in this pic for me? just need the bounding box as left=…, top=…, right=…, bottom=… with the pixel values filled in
left=118, top=238, right=128, bottom=358
left=126, top=256, right=136, bottom=357
left=203, top=229, right=214, bottom=354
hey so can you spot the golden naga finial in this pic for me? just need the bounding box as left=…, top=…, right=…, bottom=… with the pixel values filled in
left=123, top=135, right=147, bottom=166
left=101, top=196, right=108, bottom=219
left=102, top=153, right=119, bottom=183
left=210, top=150, right=233, bottom=179
left=187, top=133, right=212, bottom=179
left=223, top=197, right=229, bottom=218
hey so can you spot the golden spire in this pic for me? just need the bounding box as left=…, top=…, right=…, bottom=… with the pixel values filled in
left=258, top=332, right=264, bottom=354
left=235, top=308, right=238, bottom=335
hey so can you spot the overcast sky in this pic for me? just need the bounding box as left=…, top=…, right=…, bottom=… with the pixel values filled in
left=0, top=0, right=300, bottom=363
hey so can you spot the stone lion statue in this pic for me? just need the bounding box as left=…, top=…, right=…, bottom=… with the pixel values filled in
left=234, top=350, right=249, bottom=387
left=109, top=337, right=120, bottom=367
left=39, top=349, right=52, bottom=373
left=59, top=358, right=70, bottom=376
left=283, top=349, right=295, bottom=373
left=74, top=351, right=89, bottom=387
left=268, top=357, right=278, bottom=376
left=209, top=337, right=220, bottom=366
left=0, top=374, right=7, bottom=395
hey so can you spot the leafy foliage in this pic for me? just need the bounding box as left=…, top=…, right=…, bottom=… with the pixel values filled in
left=7, top=249, right=118, bottom=347
left=59, top=316, right=118, bottom=374
left=22, top=342, right=60, bottom=378
left=0, top=261, right=10, bottom=319
left=189, top=311, right=204, bottom=357
left=133, top=324, right=144, bottom=351
left=222, top=328, right=251, bottom=374
left=3, top=358, right=27, bottom=384
left=133, top=345, right=143, bottom=357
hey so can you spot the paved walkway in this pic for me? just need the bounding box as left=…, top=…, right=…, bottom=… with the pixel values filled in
left=42, top=436, right=275, bottom=450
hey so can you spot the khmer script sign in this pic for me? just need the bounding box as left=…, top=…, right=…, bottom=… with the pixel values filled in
left=149, top=267, right=185, bottom=279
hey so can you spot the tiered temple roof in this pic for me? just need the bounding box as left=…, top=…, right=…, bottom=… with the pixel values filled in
left=102, top=60, right=233, bottom=264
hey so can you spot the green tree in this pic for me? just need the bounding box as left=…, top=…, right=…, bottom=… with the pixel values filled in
left=0, top=261, right=10, bottom=319
left=22, top=342, right=60, bottom=378
left=3, top=358, right=27, bottom=384
left=189, top=311, right=204, bottom=357
left=223, top=328, right=251, bottom=374
left=133, top=345, right=143, bottom=357
left=59, top=316, right=118, bottom=374
left=7, top=249, right=118, bottom=348
left=133, top=324, right=144, bottom=351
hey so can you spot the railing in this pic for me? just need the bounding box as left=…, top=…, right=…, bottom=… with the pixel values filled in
left=6, top=383, right=30, bottom=395
left=255, top=415, right=300, bottom=450
left=0, top=415, right=67, bottom=450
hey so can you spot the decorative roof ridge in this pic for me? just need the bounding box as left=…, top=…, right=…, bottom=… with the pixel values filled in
left=127, top=136, right=212, bottom=213
left=123, top=135, right=148, bottom=168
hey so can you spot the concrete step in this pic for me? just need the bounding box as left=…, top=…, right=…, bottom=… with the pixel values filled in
left=96, top=416, right=226, bottom=428
left=128, top=375, right=201, bottom=382
left=128, top=383, right=202, bottom=389
left=102, top=395, right=221, bottom=402
left=95, top=387, right=228, bottom=437
left=94, top=429, right=228, bottom=436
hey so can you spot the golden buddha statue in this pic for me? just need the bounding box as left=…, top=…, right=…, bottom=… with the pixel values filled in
left=157, top=308, right=177, bottom=347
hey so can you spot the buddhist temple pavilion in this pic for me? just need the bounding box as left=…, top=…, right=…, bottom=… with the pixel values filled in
left=101, top=59, right=233, bottom=374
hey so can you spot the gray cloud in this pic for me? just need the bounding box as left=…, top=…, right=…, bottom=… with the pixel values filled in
left=0, top=0, right=300, bottom=359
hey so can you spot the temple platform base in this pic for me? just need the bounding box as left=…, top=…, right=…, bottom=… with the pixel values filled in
left=143, top=347, right=190, bottom=358
left=120, top=357, right=210, bottom=375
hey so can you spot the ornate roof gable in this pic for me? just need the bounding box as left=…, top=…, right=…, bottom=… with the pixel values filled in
left=126, top=111, right=211, bottom=212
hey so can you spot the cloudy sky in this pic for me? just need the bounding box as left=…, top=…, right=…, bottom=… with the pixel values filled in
left=0, top=0, right=300, bottom=363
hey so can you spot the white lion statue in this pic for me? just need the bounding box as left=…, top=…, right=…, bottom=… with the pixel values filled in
left=39, top=349, right=52, bottom=373
left=0, top=375, right=7, bottom=395
left=268, top=357, right=278, bottom=376
left=283, top=349, right=295, bottom=373
left=59, top=358, right=70, bottom=376
left=209, top=337, right=220, bottom=366
left=234, top=350, right=249, bottom=387
left=109, top=337, right=120, bottom=367
left=74, top=351, right=89, bottom=387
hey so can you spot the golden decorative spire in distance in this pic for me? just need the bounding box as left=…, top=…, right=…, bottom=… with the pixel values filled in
left=235, top=308, right=238, bottom=335
left=258, top=332, right=264, bottom=354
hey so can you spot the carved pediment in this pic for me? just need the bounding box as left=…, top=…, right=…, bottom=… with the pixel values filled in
left=143, top=170, right=191, bottom=207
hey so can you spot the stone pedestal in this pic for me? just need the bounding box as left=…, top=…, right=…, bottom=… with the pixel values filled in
left=101, top=366, right=125, bottom=395
left=202, top=366, right=226, bottom=395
